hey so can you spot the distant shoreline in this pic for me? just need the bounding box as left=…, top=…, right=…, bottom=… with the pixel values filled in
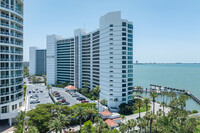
left=133, top=63, right=200, bottom=65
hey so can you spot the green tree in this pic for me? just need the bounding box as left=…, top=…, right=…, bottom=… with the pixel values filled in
left=74, top=106, right=86, bottom=128
left=160, top=101, right=167, bottom=115
left=48, top=118, right=63, bottom=133
left=100, top=99, right=107, bottom=106
left=145, top=111, right=156, bottom=133
left=14, top=111, right=26, bottom=133
left=46, top=85, right=51, bottom=94
left=27, top=126, right=39, bottom=133
left=150, top=91, right=158, bottom=114
left=85, top=107, right=97, bottom=122
left=143, top=97, right=151, bottom=113
left=119, top=123, right=128, bottom=133
left=81, top=120, right=94, bottom=133
left=135, top=99, right=144, bottom=118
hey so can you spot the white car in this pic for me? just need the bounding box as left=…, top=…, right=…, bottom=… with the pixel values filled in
left=30, top=100, right=40, bottom=104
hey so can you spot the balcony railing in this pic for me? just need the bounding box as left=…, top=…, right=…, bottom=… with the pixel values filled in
left=0, top=23, right=23, bottom=32
left=0, top=4, right=23, bottom=17
left=0, top=81, right=23, bottom=87
left=0, top=96, right=23, bottom=104
left=0, top=89, right=23, bottom=96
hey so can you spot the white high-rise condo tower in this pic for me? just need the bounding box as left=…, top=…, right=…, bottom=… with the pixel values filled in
left=46, top=11, right=133, bottom=110
left=0, top=0, right=24, bottom=126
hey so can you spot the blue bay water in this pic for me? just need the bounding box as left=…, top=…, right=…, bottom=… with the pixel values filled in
left=133, top=64, right=200, bottom=111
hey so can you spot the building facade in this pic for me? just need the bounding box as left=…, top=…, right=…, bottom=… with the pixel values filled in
left=0, top=0, right=24, bottom=125
left=29, top=47, right=46, bottom=76
left=46, top=11, right=133, bottom=109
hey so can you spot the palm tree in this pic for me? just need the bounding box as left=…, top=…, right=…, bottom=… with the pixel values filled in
left=121, top=115, right=126, bottom=122
left=114, top=98, right=118, bottom=108
left=136, top=100, right=143, bottom=118
left=150, top=91, right=158, bottom=114
left=46, top=85, right=51, bottom=94
left=130, top=119, right=137, bottom=132
left=119, top=123, right=128, bottom=133
left=145, top=111, right=156, bottom=133
left=143, top=98, right=151, bottom=112
left=85, top=107, right=97, bottom=122
left=100, top=99, right=107, bottom=106
left=74, top=106, right=86, bottom=128
left=27, top=126, right=39, bottom=133
left=57, top=113, right=70, bottom=131
left=137, top=118, right=148, bottom=133
left=126, top=119, right=136, bottom=132
left=49, top=118, right=63, bottom=133
left=160, top=101, right=167, bottom=115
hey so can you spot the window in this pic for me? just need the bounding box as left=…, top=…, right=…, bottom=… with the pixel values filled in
left=110, top=89, right=113, bottom=91
left=128, top=83, right=133, bottom=86
left=110, top=75, right=113, bottom=77
left=122, top=65, right=126, bottom=68
left=110, top=33, right=113, bottom=36
left=110, top=84, right=113, bottom=86
left=15, top=104, right=17, bottom=109
left=128, top=34, right=132, bottom=38
left=122, top=84, right=126, bottom=87
left=110, top=80, right=113, bottom=82
left=122, top=51, right=126, bottom=55
left=122, top=33, right=126, bottom=36
left=128, top=69, right=133, bottom=73
left=19, top=102, right=22, bottom=107
left=128, top=30, right=132, bottom=33
left=122, top=42, right=126, bottom=45
left=110, top=38, right=113, bottom=40
left=128, top=47, right=133, bottom=51
left=122, top=22, right=126, bottom=26
left=122, top=28, right=126, bottom=31
left=110, top=29, right=113, bottom=31
left=110, top=47, right=113, bottom=50
left=128, top=78, right=133, bottom=81
left=128, top=61, right=133, bottom=64
left=128, top=39, right=132, bottom=42
left=122, top=89, right=126, bottom=92
left=128, top=52, right=133, bottom=55
left=110, top=61, right=113, bottom=63
left=122, top=47, right=126, bottom=50
left=128, top=24, right=133, bottom=29
left=128, top=56, right=132, bottom=59
left=110, top=94, right=113, bottom=96
left=122, top=98, right=126, bottom=101
left=110, top=70, right=113, bottom=73
left=110, top=57, right=113, bottom=59
left=128, top=65, right=133, bottom=68
left=128, top=87, right=133, bottom=90
left=122, top=37, right=126, bottom=41
left=122, top=70, right=126, bottom=73
left=110, top=66, right=113, bottom=68
left=12, top=105, right=15, bottom=110
left=110, top=52, right=113, bottom=54
left=128, top=91, right=133, bottom=95
left=110, top=24, right=113, bottom=27
left=122, top=79, right=126, bottom=82
left=122, top=75, right=126, bottom=78
left=128, top=74, right=133, bottom=77
left=122, top=93, right=126, bottom=96
left=122, top=61, right=126, bottom=64
left=110, top=43, right=113, bottom=45
left=122, top=56, right=126, bottom=59
left=128, top=43, right=132, bottom=46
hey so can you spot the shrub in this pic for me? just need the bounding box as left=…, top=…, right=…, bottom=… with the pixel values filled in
left=192, top=110, right=198, bottom=114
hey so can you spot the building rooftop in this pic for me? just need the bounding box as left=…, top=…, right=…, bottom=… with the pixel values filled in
left=105, top=119, right=119, bottom=127
left=65, top=85, right=77, bottom=90
left=100, top=110, right=112, bottom=116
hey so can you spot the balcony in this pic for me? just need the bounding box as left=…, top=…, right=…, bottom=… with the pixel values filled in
left=0, top=23, right=23, bottom=32
left=0, top=4, right=23, bottom=17
left=0, top=89, right=23, bottom=96
left=0, top=81, right=23, bottom=87
left=0, top=96, right=23, bottom=104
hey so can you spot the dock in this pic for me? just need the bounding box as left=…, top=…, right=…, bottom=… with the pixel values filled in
left=133, top=84, right=200, bottom=105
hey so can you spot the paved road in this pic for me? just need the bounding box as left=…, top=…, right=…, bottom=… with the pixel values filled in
left=25, top=84, right=52, bottom=112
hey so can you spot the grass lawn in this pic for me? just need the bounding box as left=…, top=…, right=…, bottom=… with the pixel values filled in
left=133, top=105, right=151, bottom=114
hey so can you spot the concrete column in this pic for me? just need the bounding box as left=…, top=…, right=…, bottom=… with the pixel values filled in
left=9, top=118, right=12, bottom=126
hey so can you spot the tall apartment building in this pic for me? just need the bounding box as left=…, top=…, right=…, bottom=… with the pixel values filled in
left=29, top=47, right=46, bottom=76
left=0, top=0, right=24, bottom=125
left=47, top=11, right=133, bottom=109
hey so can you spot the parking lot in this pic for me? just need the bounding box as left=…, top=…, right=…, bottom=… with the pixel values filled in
left=51, top=87, right=94, bottom=106
left=26, top=84, right=52, bottom=111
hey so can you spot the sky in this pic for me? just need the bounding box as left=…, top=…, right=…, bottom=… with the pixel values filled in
left=24, top=0, right=200, bottom=63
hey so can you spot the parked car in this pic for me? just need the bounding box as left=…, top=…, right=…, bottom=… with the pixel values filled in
left=55, top=94, right=61, bottom=97
left=40, top=90, right=43, bottom=93
left=62, top=102, right=70, bottom=105
left=76, top=97, right=86, bottom=101
left=30, top=100, right=40, bottom=104
left=32, top=90, right=35, bottom=93
left=72, top=94, right=79, bottom=97
left=29, top=91, right=31, bottom=93
left=57, top=96, right=64, bottom=100
left=55, top=92, right=60, bottom=95
left=53, top=91, right=58, bottom=94
left=59, top=99, right=66, bottom=103
left=81, top=100, right=89, bottom=103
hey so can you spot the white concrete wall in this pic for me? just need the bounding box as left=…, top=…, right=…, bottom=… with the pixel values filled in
left=29, top=47, right=37, bottom=76
left=46, top=35, right=61, bottom=85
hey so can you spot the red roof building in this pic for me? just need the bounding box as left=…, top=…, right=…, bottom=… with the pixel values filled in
left=105, top=119, right=119, bottom=127
left=65, top=85, right=77, bottom=90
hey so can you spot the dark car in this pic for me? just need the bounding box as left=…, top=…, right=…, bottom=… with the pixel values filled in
left=76, top=97, right=86, bottom=101
left=72, top=94, right=79, bottom=97
left=57, top=96, right=64, bottom=100
left=62, top=102, right=70, bottom=105
left=55, top=94, right=61, bottom=97
left=40, top=90, right=43, bottom=93
left=29, top=91, right=31, bottom=93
